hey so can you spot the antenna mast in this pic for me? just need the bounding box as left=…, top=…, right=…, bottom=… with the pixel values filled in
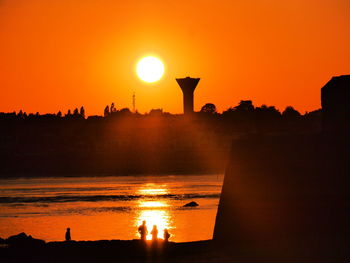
left=132, top=92, right=136, bottom=113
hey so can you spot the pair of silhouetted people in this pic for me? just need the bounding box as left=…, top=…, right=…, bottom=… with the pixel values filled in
left=138, top=221, right=171, bottom=242
left=65, top=227, right=71, bottom=241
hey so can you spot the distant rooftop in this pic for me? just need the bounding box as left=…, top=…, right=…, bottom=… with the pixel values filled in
left=322, top=75, right=350, bottom=91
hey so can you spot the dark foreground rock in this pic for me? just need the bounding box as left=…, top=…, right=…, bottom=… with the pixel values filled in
left=6, top=232, right=45, bottom=248
left=183, top=201, right=199, bottom=207
left=0, top=239, right=249, bottom=263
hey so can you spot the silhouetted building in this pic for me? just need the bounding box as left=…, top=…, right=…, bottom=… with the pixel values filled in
left=214, top=134, right=350, bottom=262
left=321, top=75, right=350, bottom=132
left=214, top=78, right=350, bottom=262
left=176, top=77, right=200, bottom=115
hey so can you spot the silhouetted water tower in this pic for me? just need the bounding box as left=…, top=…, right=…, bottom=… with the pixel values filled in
left=176, top=77, right=200, bottom=115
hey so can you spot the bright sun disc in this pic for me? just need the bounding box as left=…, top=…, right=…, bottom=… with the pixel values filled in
left=136, top=56, right=164, bottom=83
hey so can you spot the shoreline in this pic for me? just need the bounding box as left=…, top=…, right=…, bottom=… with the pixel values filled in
left=1, top=236, right=236, bottom=263
left=0, top=172, right=224, bottom=179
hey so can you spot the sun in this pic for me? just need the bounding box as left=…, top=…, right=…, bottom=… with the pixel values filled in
left=136, top=56, right=164, bottom=83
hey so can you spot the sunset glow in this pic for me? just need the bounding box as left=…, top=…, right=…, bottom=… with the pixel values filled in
left=1, top=1, right=349, bottom=115
left=136, top=56, right=164, bottom=83
left=0, top=1, right=349, bottom=261
left=138, top=201, right=169, bottom=208
left=138, top=184, right=168, bottom=195
left=0, top=176, right=223, bottom=242
left=136, top=209, right=170, bottom=240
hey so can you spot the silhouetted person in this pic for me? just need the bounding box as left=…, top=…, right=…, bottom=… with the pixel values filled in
left=151, top=225, right=158, bottom=241
left=138, top=220, right=148, bottom=241
left=65, top=228, right=71, bottom=241
left=163, top=228, right=170, bottom=242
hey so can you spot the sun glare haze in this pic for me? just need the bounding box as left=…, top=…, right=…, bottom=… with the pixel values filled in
left=136, top=56, right=165, bottom=83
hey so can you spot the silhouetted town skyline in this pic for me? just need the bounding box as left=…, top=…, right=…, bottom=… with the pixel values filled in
left=1, top=75, right=349, bottom=176
left=0, top=76, right=328, bottom=118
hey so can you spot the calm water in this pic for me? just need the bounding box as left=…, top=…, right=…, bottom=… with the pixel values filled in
left=0, top=175, right=223, bottom=242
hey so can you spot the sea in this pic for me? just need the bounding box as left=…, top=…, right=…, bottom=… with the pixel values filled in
left=0, top=174, right=224, bottom=242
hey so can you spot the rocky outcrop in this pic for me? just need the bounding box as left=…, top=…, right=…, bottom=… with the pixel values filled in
left=183, top=201, right=199, bottom=207
left=6, top=232, right=45, bottom=247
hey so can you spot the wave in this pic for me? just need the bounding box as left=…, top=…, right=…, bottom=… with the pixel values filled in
left=0, top=193, right=220, bottom=204
left=1, top=186, right=131, bottom=192
left=0, top=206, right=132, bottom=218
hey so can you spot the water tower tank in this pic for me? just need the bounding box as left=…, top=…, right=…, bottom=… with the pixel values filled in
left=176, top=77, right=200, bottom=115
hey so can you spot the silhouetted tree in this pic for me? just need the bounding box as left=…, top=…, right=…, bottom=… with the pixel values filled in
left=57, top=111, right=62, bottom=117
left=104, top=105, right=110, bottom=117
left=282, top=106, right=301, bottom=119
left=304, top=109, right=322, bottom=129
left=200, top=103, right=217, bottom=114
left=73, top=108, right=79, bottom=116
left=17, top=110, right=24, bottom=119
left=222, top=100, right=255, bottom=128
left=305, top=109, right=322, bottom=118
left=119, top=108, right=131, bottom=114
left=111, top=103, right=117, bottom=113
left=149, top=109, right=163, bottom=116
left=255, top=105, right=281, bottom=119
left=80, top=106, right=85, bottom=118
left=254, top=105, right=281, bottom=132
left=234, top=100, right=254, bottom=112
left=66, top=110, right=72, bottom=116
left=222, top=107, right=234, bottom=115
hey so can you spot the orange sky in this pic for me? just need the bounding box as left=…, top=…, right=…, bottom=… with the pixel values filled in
left=1, top=0, right=349, bottom=115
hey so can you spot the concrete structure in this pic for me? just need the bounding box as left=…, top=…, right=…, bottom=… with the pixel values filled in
left=176, top=77, right=200, bottom=115
left=213, top=77, right=350, bottom=262
left=213, top=134, right=349, bottom=262
left=321, top=75, right=350, bottom=132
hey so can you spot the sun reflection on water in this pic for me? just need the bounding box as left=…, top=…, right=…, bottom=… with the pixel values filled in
left=139, top=201, right=169, bottom=208
left=135, top=184, right=173, bottom=240
left=136, top=209, right=170, bottom=240
left=137, top=184, right=169, bottom=195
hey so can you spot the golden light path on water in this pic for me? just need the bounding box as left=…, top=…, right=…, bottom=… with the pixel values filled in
left=0, top=175, right=223, bottom=242
left=136, top=184, right=172, bottom=240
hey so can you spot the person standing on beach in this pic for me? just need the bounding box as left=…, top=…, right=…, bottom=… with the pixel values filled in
left=65, top=227, right=71, bottom=241
left=151, top=225, right=158, bottom=241
left=163, top=229, right=170, bottom=242
left=138, top=220, right=148, bottom=241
